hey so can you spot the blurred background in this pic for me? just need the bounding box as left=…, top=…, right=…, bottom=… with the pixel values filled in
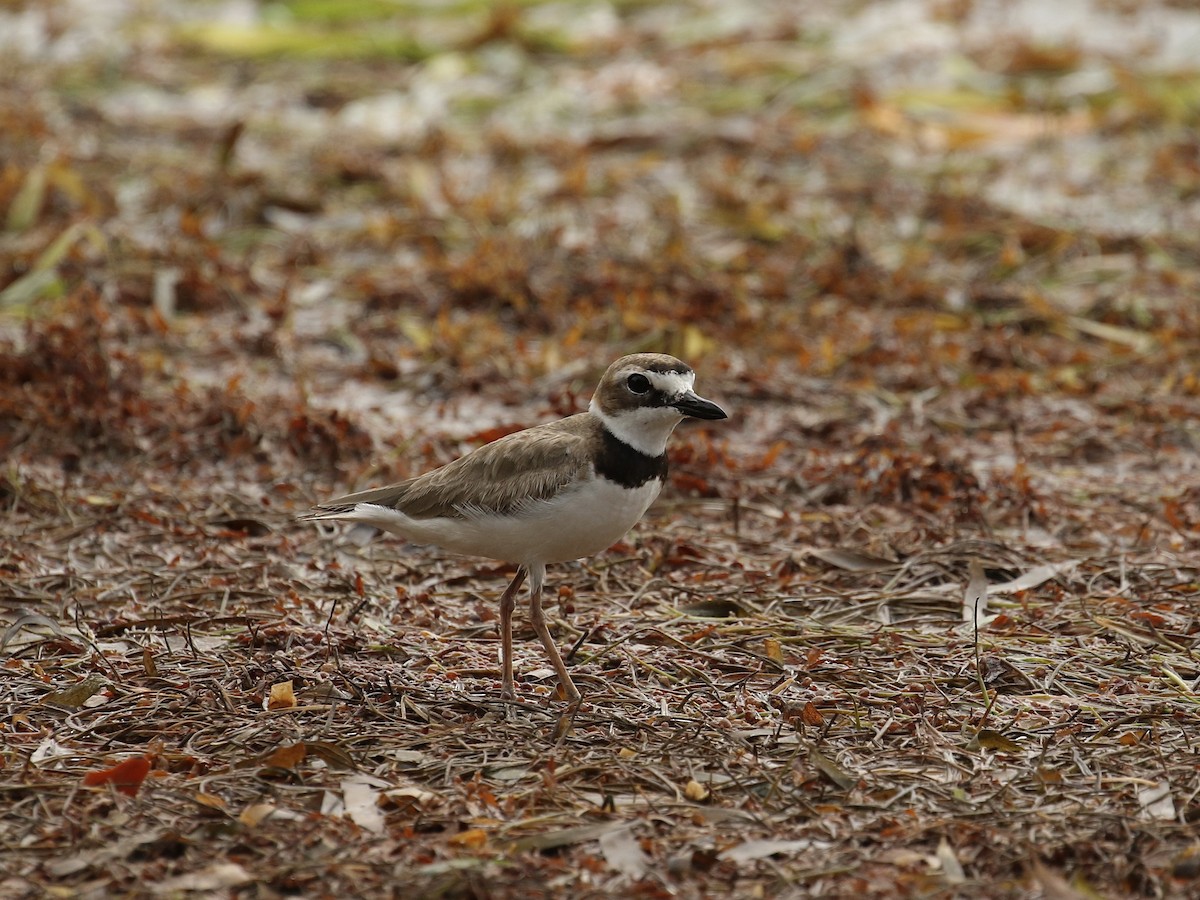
left=1, top=0, right=1198, bottom=498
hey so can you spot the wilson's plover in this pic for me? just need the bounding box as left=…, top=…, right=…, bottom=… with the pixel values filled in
left=303, top=353, right=727, bottom=702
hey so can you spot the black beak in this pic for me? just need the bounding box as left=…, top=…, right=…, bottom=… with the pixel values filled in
left=671, top=390, right=727, bottom=420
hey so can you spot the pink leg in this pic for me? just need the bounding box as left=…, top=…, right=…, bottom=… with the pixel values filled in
left=526, top=564, right=580, bottom=702
left=498, top=568, right=526, bottom=700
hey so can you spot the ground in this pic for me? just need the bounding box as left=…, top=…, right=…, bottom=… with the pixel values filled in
left=1, top=1, right=1199, bottom=897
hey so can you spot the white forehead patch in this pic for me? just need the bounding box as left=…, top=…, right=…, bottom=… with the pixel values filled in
left=643, top=369, right=695, bottom=399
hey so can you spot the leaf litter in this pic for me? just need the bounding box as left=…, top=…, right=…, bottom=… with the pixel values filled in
left=2, top=0, right=1200, bottom=897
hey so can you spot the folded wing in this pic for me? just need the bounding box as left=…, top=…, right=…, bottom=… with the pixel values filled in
left=303, top=416, right=594, bottom=521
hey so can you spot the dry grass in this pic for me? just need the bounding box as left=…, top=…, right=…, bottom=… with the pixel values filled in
left=3, top=0, right=1200, bottom=897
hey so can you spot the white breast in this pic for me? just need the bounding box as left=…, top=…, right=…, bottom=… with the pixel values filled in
left=341, top=475, right=663, bottom=566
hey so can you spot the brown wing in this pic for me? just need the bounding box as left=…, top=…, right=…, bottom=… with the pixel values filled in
left=306, top=415, right=595, bottom=520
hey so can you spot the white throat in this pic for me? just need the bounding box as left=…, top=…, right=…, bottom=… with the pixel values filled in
left=589, top=398, right=684, bottom=457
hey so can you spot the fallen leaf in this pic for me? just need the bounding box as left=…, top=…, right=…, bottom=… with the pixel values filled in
left=800, top=702, right=825, bottom=726
left=192, top=792, right=227, bottom=812
left=152, top=862, right=253, bottom=893
left=810, top=548, right=897, bottom=572
left=448, top=828, right=488, bottom=849
left=266, top=680, right=296, bottom=710
left=43, top=675, right=106, bottom=709
left=384, top=785, right=439, bottom=810
left=262, top=742, right=307, bottom=769
left=0, top=611, right=67, bottom=651
left=719, top=839, right=822, bottom=863
left=969, top=729, right=1022, bottom=752
left=989, top=562, right=1075, bottom=595
left=669, top=847, right=719, bottom=875
left=808, top=747, right=855, bottom=789
left=878, top=848, right=927, bottom=866
left=239, top=802, right=277, bottom=827
left=599, top=826, right=649, bottom=879
left=341, top=775, right=386, bottom=834
left=82, top=756, right=152, bottom=797
left=1067, top=315, right=1155, bottom=353
left=962, top=559, right=988, bottom=624
left=1138, top=782, right=1176, bottom=821
left=936, top=837, right=966, bottom=884
left=305, top=740, right=355, bottom=770
left=681, top=323, right=713, bottom=360
left=507, top=822, right=627, bottom=853
left=30, top=737, right=73, bottom=767
left=1030, top=860, right=1088, bottom=899
left=6, top=164, right=46, bottom=232
left=978, top=655, right=1035, bottom=691
left=764, top=638, right=783, bottom=662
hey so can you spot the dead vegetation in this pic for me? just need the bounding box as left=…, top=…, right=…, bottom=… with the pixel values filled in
left=2, top=1, right=1199, bottom=897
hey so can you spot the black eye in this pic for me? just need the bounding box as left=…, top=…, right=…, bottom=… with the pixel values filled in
left=626, top=373, right=651, bottom=394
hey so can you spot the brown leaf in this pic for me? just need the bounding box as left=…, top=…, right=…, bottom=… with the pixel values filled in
left=262, top=742, right=307, bottom=769
left=82, top=755, right=152, bottom=796
left=267, top=680, right=296, bottom=710
left=800, top=701, right=825, bottom=726
left=810, top=548, right=897, bottom=572
left=969, top=729, right=1023, bottom=752
left=808, top=747, right=855, bottom=789
left=238, top=802, right=277, bottom=828
left=506, top=823, right=627, bottom=853
left=764, top=638, right=783, bottom=662
left=193, top=792, right=228, bottom=812
left=448, top=828, right=489, bottom=850
left=978, top=655, right=1036, bottom=691
left=305, top=741, right=356, bottom=770
left=43, top=675, right=106, bottom=709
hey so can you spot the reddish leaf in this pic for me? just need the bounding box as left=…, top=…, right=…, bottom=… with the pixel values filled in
left=262, top=742, right=307, bottom=769
left=1129, top=610, right=1166, bottom=628
left=82, top=755, right=152, bottom=796
left=800, top=702, right=825, bottom=726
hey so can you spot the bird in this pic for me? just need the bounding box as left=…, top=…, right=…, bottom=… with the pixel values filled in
left=302, top=353, right=727, bottom=702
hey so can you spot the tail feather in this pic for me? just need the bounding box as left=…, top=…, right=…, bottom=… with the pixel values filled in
left=300, top=502, right=385, bottom=546
left=298, top=505, right=357, bottom=522
left=300, top=500, right=424, bottom=537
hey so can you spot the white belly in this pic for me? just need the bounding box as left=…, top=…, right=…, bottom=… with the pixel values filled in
left=346, top=476, right=662, bottom=566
